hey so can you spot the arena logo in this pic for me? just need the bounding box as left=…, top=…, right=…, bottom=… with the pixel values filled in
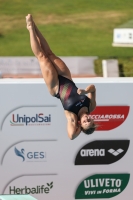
left=75, top=140, right=129, bottom=165
left=89, top=106, right=129, bottom=130
left=14, top=147, right=46, bottom=162
left=10, top=113, right=51, bottom=126
left=9, top=182, right=53, bottom=195
left=75, top=174, right=130, bottom=199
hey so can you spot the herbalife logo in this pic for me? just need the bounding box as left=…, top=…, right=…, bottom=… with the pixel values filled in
left=75, top=174, right=130, bottom=199
left=108, top=149, right=124, bottom=156
left=9, top=182, right=53, bottom=194
left=75, top=140, right=129, bottom=165
left=14, top=147, right=46, bottom=162
left=10, top=113, right=51, bottom=126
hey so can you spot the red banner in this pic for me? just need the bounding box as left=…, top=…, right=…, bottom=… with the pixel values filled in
left=90, top=106, right=130, bottom=131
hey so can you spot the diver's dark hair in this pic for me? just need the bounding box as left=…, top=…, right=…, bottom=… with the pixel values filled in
left=81, top=123, right=97, bottom=135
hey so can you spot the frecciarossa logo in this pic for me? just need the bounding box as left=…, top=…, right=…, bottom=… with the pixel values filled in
left=90, top=106, right=129, bottom=131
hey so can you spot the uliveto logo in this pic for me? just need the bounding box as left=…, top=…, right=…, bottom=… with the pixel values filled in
left=14, top=147, right=46, bottom=162
left=10, top=113, right=51, bottom=126
left=75, top=174, right=130, bottom=199
left=90, top=106, right=129, bottom=130
left=9, top=182, right=53, bottom=195
left=75, top=140, right=129, bottom=165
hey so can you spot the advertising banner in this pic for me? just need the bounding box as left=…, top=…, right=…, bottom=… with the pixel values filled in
left=0, top=78, right=133, bottom=200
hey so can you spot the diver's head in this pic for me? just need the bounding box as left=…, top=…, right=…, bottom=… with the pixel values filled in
left=79, top=113, right=96, bottom=134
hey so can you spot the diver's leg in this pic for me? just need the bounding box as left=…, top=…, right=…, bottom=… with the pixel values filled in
left=26, top=14, right=58, bottom=96
left=33, top=20, right=72, bottom=80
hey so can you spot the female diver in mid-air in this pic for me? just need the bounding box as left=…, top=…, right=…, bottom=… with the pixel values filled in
left=26, top=14, right=96, bottom=140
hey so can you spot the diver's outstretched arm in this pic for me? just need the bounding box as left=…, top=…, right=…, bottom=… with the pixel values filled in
left=88, top=91, right=96, bottom=112
left=64, top=111, right=81, bottom=140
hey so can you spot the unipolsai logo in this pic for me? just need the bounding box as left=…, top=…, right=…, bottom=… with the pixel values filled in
left=75, top=140, right=129, bottom=165
left=14, top=147, right=46, bottom=162
left=9, top=182, right=53, bottom=195
left=10, top=113, right=51, bottom=126
left=90, top=106, right=129, bottom=130
left=75, top=174, right=130, bottom=199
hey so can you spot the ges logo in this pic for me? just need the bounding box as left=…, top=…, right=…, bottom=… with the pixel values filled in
left=14, top=147, right=46, bottom=162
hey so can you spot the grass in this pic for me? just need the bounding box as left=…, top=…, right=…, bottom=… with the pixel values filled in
left=0, top=0, right=133, bottom=76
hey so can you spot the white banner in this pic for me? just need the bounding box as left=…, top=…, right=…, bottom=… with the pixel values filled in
left=0, top=78, right=133, bottom=200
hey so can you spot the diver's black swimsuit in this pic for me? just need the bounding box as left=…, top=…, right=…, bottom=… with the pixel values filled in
left=55, top=75, right=90, bottom=116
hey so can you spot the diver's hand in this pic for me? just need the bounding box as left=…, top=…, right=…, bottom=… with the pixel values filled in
left=77, top=88, right=86, bottom=95
left=78, top=85, right=96, bottom=95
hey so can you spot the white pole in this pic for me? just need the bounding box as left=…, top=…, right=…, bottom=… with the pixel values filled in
left=0, top=71, right=2, bottom=78
left=102, top=60, right=108, bottom=77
